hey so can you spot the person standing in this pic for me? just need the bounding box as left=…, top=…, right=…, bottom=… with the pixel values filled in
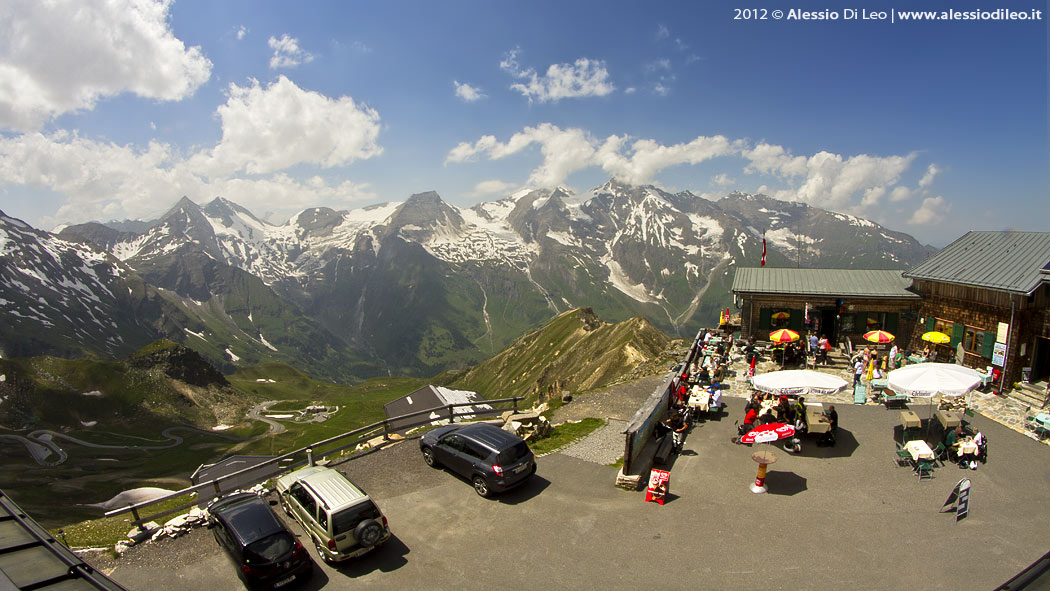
left=853, top=357, right=864, bottom=386
left=889, top=343, right=899, bottom=369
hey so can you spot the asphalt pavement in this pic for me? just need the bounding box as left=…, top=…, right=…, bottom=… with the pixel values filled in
left=99, top=395, right=1050, bottom=591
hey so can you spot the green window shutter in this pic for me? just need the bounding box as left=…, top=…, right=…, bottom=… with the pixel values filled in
left=885, top=313, right=899, bottom=333
left=981, top=331, right=996, bottom=359
left=950, top=323, right=965, bottom=348
left=789, top=310, right=803, bottom=331
left=759, top=308, right=772, bottom=329
left=926, top=316, right=936, bottom=331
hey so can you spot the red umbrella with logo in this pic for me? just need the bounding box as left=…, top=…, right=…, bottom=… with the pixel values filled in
left=740, top=423, right=796, bottom=493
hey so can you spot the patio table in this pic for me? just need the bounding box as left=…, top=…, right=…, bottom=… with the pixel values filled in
left=905, top=440, right=935, bottom=462
left=900, top=410, right=921, bottom=430
left=805, top=404, right=830, bottom=434
left=936, top=410, right=961, bottom=430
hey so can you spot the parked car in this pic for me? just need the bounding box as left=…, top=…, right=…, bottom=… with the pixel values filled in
left=420, top=422, right=536, bottom=497
left=206, top=492, right=313, bottom=590
left=274, top=465, right=391, bottom=563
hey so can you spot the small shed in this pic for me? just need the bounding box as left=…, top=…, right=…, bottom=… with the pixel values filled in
left=383, top=385, right=493, bottom=432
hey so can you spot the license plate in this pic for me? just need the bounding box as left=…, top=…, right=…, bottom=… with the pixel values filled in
left=514, top=462, right=529, bottom=473
left=274, top=575, right=296, bottom=588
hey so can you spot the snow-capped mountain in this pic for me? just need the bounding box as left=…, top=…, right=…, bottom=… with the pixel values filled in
left=20, top=181, right=934, bottom=381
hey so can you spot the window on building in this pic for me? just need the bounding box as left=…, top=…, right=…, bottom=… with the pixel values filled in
left=963, top=326, right=986, bottom=355
left=771, top=310, right=791, bottom=329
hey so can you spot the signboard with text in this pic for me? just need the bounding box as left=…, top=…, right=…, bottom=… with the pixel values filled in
left=992, top=342, right=1007, bottom=367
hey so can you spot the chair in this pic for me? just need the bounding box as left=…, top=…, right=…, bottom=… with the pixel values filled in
left=933, top=442, right=949, bottom=466
left=853, top=382, right=867, bottom=404
left=915, top=460, right=934, bottom=481
left=894, top=443, right=912, bottom=468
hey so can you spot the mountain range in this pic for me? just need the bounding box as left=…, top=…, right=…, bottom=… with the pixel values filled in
left=1, top=180, right=935, bottom=382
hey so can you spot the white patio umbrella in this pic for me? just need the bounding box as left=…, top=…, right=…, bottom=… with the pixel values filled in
left=751, top=369, right=849, bottom=396
left=886, top=363, right=982, bottom=398
left=887, top=363, right=983, bottom=435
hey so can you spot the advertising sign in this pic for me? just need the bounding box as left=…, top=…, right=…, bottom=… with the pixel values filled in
left=992, top=342, right=1007, bottom=367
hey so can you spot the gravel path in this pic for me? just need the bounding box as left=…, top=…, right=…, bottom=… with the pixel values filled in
left=555, top=418, right=628, bottom=465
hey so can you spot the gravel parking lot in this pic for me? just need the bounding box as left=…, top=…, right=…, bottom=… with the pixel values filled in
left=96, top=390, right=1050, bottom=591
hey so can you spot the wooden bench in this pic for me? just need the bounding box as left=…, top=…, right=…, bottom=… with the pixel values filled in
left=653, top=434, right=676, bottom=465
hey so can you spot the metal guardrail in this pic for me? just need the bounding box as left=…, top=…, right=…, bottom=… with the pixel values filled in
left=104, top=396, right=524, bottom=526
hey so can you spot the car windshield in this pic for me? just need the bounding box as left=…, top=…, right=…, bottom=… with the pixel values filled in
left=244, top=531, right=294, bottom=563
left=497, top=441, right=531, bottom=464
left=332, top=502, right=380, bottom=536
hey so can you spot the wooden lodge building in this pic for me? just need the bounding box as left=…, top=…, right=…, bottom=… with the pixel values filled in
left=903, top=231, right=1050, bottom=389
left=731, top=268, right=922, bottom=350
left=731, top=230, right=1050, bottom=392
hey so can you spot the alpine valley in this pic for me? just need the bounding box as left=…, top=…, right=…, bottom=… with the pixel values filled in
left=1, top=180, right=935, bottom=382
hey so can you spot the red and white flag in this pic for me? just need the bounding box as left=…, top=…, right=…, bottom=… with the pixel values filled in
left=760, top=233, right=766, bottom=266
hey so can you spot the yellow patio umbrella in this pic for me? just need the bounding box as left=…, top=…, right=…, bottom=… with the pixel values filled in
left=863, top=330, right=895, bottom=344
left=769, top=329, right=800, bottom=344
left=771, top=311, right=790, bottom=320
left=921, top=331, right=950, bottom=344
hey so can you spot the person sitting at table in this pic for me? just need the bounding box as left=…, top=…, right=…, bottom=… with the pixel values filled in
left=973, top=430, right=988, bottom=463
left=739, top=405, right=759, bottom=438
left=708, top=384, right=723, bottom=413
left=711, top=362, right=726, bottom=384
left=776, top=395, right=791, bottom=423
left=697, top=366, right=710, bottom=384
left=794, top=396, right=808, bottom=432
left=818, top=405, right=838, bottom=447
left=945, top=426, right=964, bottom=463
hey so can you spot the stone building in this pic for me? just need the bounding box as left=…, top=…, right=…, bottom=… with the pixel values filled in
left=903, top=231, right=1050, bottom=390
left=731, top=268, right=922, bottom=350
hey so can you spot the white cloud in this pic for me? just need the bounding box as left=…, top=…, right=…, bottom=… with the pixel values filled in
left=908, top=196, right=949, bottom=225
left=268, top=34, right=314, bottom=69
left=712, top=173, right=735, bottom=187
left=447, top=124, right=737, bottom=187
left=468, top=179, right=516, bottom=197
left=624, top=87, right=637, bottom=95
left=918, top=164, right=941, bottom=188
left=889, top=186, right=912, bottom=202
left=0, top=0, right=212, bottom=132
left=655, top=24, right=670, bottom=41
left=454, top=80, right=485, bottom=102
left=190, top=76, right=381, bottom=176
left=652, top=83, right=671, bottom=97
left=0, top=131, right=376, bottom=226
left=236, top=26, right=248, bottom=41
left=500, top=48, right=614, bottom=103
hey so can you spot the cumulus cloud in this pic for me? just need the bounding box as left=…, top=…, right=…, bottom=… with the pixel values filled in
left=269, top=35, right=314, bottom=69
left=447, top=124, right=737, bottom=187
left=908, top=196, right=949, bottom=225
left=0, top=0, right=212, bottom=132
left=0, top=131, right=376, bottom=225
left=499, top=48, right=614, bottom=103
left=712, top=173, right=735, bottom=187
left=918, top=164, right=941, bottom=188
left=189, top=76, right=381, bottom=176
left=468, top=179, right=516, bottom=197
left=453, top=80, right=485, bottom=102
left=656, top=24, right=670, bottom=41
left=236, top=26, right=248, bottom=41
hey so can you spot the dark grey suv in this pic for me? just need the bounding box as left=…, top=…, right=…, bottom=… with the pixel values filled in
left=420, top=422, right=536, bottom=497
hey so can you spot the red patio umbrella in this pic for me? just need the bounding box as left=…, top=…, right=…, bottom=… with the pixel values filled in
left=863, top=330, right=895, bottom=344
left=740, top=422, right=796, bottom=444
left=769, top=329, right=800, bottom=344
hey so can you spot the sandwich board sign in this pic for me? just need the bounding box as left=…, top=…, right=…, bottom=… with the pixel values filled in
left=941, top=478, right=971, bottom=521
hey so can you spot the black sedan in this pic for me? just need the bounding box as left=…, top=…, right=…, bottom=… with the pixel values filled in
left=206, top=492, right=313, bottom=590
left=420, top=422, right=536, bottom=497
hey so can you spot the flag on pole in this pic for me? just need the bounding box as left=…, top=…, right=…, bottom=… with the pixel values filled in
left=761, top=233, right=767, bottom=267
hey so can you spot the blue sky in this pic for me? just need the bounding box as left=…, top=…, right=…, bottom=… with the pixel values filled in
left=0, top=0, right=1045, bottom=246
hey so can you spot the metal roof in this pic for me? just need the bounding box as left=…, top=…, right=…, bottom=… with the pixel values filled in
left=0, top=490, right=128, bottom=590
left=903, top=231, right=1050, bottom=295
left=731, top=267, right=919, bottom=298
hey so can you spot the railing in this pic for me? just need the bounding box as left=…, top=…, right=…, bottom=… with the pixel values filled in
left=105, top=396, right=524, bottom=526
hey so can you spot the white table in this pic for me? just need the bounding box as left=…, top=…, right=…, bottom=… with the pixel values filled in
left=905, top=440, right=934, bottom=462
left=956, top=439, right=979, bottom=456
left=688, top=388, right=711, bottom=412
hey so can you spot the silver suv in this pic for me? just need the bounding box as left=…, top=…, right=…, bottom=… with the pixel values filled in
left=275, top=465, right=390, bottom=563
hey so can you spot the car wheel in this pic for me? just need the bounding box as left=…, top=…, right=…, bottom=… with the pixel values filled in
left=312, top=537, right=332, bottom=563
left=472, top=476, right=491, bottom=498
left=354, top=518, right=384, bottom=547
left=422, top=447, right=439, bottom=468
left=279, top=497, right=292, bottom=516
